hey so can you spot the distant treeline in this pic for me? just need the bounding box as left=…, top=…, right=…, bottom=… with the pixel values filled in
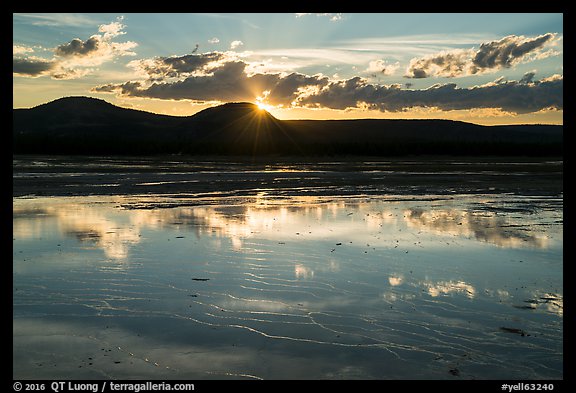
left=13, top=134, right=562, bottom=156
left=13, top=97, right=563, bottom=157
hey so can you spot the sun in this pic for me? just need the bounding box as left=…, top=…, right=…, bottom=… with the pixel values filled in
left=255, top=90, right=274, bottom=113
left=256, top=101, right=273, bottom=112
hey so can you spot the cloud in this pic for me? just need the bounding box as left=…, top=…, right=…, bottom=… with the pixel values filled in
left=93, top=55, right=328, bottom=106
left=405, top=33, right=559, bottom=78
left=265, top=72, right=329, bottom=106
left=295, top=13, right=343, bottom=22
left=92, top=47, right=562, bottom=115
left=55, top=36, right=101, bottom=57
left=472, top=33, right=556, bottom=70
left=13, top=17, right=137, bottom=80
left=299, top=74, right=563, bottom=114
left=98, top=18, right=126, bottom=39
left=126, top=52, right=226, bottom=81
left=13, top=13, right=96, bottom=27
left=519, top=71, right=536, bottom=84
left=365, top=59, right=400, bottom=76
left=95, top=60, right=260, bottom=101
left=230, top=40, right=244, bottom=50
left=208, top=37, right=220, bottom=44
left=13, top=57, right=57, bottom=77
left=13, top=45, right=34, bottom=55
left=54, top=19, right=137, bottom=66
left=12, top=56, right=93, bottom=80
left=405, top=49, right=474, bottom=78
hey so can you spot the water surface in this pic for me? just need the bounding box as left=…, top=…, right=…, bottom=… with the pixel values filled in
left=13, top=157, right=563, bottom=380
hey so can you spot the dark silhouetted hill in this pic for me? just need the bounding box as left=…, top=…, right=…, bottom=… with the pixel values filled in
left=13, top=96, right=563, bottom=156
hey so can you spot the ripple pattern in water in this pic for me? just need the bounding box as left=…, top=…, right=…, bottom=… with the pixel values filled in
left=13, top=193, right=562, bottom=379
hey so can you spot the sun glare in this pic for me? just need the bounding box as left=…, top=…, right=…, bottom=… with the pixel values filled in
left=255, top=90, right=274, bottom=113
left=256, top=101, right=273, bottom=112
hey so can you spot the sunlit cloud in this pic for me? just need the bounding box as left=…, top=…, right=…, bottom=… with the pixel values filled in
left=298, top=74, right=562, bottom=114
left=93, top=49, right=562, bottom=114
left=365, top=59, right=400, bottom=76
left=54, top=20, right=137, bottom=67
left=125, top=52, right=226, bottom=81
left=253, top=47, right=378, bottom=68
left=89, top=28, right=562, bottom=115
left=93, top=53, right=330, bottom=107
left=13, top=14, right=563, bottom=124
left=13, top=17, right=137, bottom=80
left=230, top=40, right=244, bottom=50
left=405, top=33, right=560, bottom=78
left=13, top=45, right=34, bottom=55
left=98, top=18, right=127, bottom=39
left=13, top=56, right=57, bottom=78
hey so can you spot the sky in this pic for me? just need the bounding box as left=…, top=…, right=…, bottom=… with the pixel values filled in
left=13, top=13, right=563, bottom=125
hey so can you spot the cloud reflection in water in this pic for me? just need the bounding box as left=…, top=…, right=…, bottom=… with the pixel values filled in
left=12, top=194, right=559, bottom=262
left=13, top=192, right=563, bottom=379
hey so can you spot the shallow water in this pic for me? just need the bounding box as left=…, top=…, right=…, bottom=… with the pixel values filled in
left=13, top=157, right=563, bottom=380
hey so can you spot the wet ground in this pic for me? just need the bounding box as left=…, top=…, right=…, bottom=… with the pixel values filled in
left=13, top=156, right=563, bottom=380
left=13, top=155, right=563, bottom=198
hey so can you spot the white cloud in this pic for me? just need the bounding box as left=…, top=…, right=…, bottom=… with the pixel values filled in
left=13, top=13, right=96, bottom=27
left=13, top=45, right=34, bottom=55
left=252, top=47, right=380, bottom=70
left=13, top=18, right=137, bottom=80
left=230, top=40, right=244, bottom=50
left=13, top=56, right=56, bottom=77
left=92, top=47, right=562, bottom=115
left=93, top=51, right=331, bottom=107
left=294, top=13, right=343, bottom=22
left=98, top=18, right=126, bottom=40
left=125, top=52, right=226, bottom=81
left=299, top=74, right=562, bottom=114
left=405, top=33, right=560, bottom=78
left=365, top=59, right=400, bottom=76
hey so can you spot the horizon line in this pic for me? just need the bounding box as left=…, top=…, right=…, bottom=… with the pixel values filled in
left=13, top=95, right=564, bottom=127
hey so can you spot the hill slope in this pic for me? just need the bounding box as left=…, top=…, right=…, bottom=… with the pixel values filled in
left=13, top=97, right=563, bottom=156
